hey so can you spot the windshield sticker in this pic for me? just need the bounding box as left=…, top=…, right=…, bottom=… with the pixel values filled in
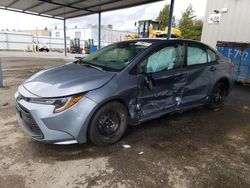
left=135, top=42, right=152, bottom=47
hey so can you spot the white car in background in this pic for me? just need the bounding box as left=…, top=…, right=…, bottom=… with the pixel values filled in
left=38, top=43, right=49, bottom=52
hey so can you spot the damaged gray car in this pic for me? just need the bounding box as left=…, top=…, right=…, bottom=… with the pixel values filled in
left=15, top=39, right=234, bottom=146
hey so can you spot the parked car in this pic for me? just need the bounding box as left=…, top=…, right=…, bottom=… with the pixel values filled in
left=15, top=39, right=234, bottom=146
left=38, top=43, right=49, bottom=52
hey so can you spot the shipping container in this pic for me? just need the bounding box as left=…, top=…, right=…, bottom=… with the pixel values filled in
left=217, top=41, right=250, bottom=83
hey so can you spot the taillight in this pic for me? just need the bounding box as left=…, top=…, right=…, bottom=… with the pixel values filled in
left=229, top=60, right=235, bottom=68
left=229, top=62, right=235, bottom=68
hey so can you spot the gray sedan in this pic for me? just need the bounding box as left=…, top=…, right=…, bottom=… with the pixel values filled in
left=15, top=39, right=234, bottom=145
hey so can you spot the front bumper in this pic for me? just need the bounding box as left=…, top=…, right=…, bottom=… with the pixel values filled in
left=15, top=86, right=97, bottom=144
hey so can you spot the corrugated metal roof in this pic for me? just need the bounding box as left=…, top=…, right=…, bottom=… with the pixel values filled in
left=0, top=0, right=163, bottom=20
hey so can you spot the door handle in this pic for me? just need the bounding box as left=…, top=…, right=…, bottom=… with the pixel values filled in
left=144, top=74, right=155, bottom=91
left=209, top=66, right=217, bottom=71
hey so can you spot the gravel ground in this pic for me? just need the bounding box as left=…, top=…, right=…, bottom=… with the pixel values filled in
left=0, top=54, right=250, bottom=188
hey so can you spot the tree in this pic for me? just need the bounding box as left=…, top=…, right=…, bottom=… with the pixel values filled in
left=192, top=20, right=203, bottom=40
left=178, top=5, right=203, bottom=40
left=156, top=4, right=176, bottom=30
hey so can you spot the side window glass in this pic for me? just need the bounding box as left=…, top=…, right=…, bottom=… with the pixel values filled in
left=187, top=46, right=207, bottom=66
left=207, top=49, right=217, bottom=62
left=146, top=45, right=184, bottom=73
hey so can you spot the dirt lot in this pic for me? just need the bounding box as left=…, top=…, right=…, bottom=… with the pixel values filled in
left=0, top=54, right=250, bottom=188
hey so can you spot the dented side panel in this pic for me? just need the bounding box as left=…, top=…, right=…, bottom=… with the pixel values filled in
left=182, top=65, right=216, bottom=107
left=138, top=69, right=187, bottom=118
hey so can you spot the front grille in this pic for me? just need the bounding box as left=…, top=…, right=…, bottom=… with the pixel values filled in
left=16, top=102, right=44, bottom=139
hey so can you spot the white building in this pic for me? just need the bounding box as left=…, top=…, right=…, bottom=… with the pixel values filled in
left=0, top=31, right=70, bottom=51
left=201, top=0, right=250, bottom=47
left=0, top=25, right=134, bottom=51
left=50, top=25, right=134, bottom=47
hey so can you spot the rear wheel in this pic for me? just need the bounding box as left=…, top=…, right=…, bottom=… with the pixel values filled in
left=208, top=82, right=227, bottom=111
left=88, top=102, right=128, bottom=146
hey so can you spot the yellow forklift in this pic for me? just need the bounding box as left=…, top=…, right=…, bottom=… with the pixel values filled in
left=125, top=20, right=181, bottom=40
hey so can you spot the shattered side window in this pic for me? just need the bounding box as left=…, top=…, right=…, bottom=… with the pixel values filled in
left=187, top=46, right=207, bottom=65
left=146, top=45, right=184, bottom=73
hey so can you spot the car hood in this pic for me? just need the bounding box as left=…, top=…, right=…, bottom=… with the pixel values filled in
left=23, top=63, right=115, bottom=98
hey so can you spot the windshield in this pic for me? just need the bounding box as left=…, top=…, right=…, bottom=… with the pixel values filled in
left=151, top=21, right=160, bottom=30
left=138, top=22, right=145, bottom=38
left=81, top=41, right=151, bottom=71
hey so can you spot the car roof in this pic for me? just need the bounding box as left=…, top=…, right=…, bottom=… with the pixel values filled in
left=123, top=38, right=212, bottom=49
left=127, top=38, right=199, bottom=43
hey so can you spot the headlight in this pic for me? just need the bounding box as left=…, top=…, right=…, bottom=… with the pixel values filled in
left=29, top=95, right=83, bottom=113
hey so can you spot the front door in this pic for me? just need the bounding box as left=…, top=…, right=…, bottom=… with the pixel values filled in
left=137, top=43, right=186, bottom=119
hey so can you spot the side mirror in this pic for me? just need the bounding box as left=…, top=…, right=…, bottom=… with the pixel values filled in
left=134, top=22, right=137, bottom=27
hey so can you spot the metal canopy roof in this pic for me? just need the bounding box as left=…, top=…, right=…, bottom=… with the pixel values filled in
left=0, top=0, right=163, bottom=20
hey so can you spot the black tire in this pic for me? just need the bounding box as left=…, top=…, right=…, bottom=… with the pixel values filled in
left=208, top=82, right=227, bottom=111
left=88, top=102, right=128, bottom=146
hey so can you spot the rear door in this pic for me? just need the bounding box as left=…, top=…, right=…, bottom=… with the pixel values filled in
left=137, top=42, right=187, bottom=119
left=181, top=42, right=219, bottom=108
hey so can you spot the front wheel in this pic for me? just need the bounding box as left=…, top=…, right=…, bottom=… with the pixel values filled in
left=208, top=82, right=227, bottom=111
left=88, top=102, right=128, bottom=146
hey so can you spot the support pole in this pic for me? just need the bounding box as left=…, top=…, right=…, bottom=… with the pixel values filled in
left=98, top=12, right=101, bottom=49
left=167, top=0, right=175, bottom=40
left=0, top=58, right=3, bottom=88
left=63, top=19, right=67, bottom=56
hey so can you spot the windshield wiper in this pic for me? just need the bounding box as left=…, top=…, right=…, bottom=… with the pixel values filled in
left=76, top=59, right=104, bottom=71
left=77, top=59, right=119, bottom=72
left=83, top=64, right=104, bottom=71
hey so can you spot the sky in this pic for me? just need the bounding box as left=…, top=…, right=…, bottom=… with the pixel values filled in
left=0, top=0, right=207, bottom=32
